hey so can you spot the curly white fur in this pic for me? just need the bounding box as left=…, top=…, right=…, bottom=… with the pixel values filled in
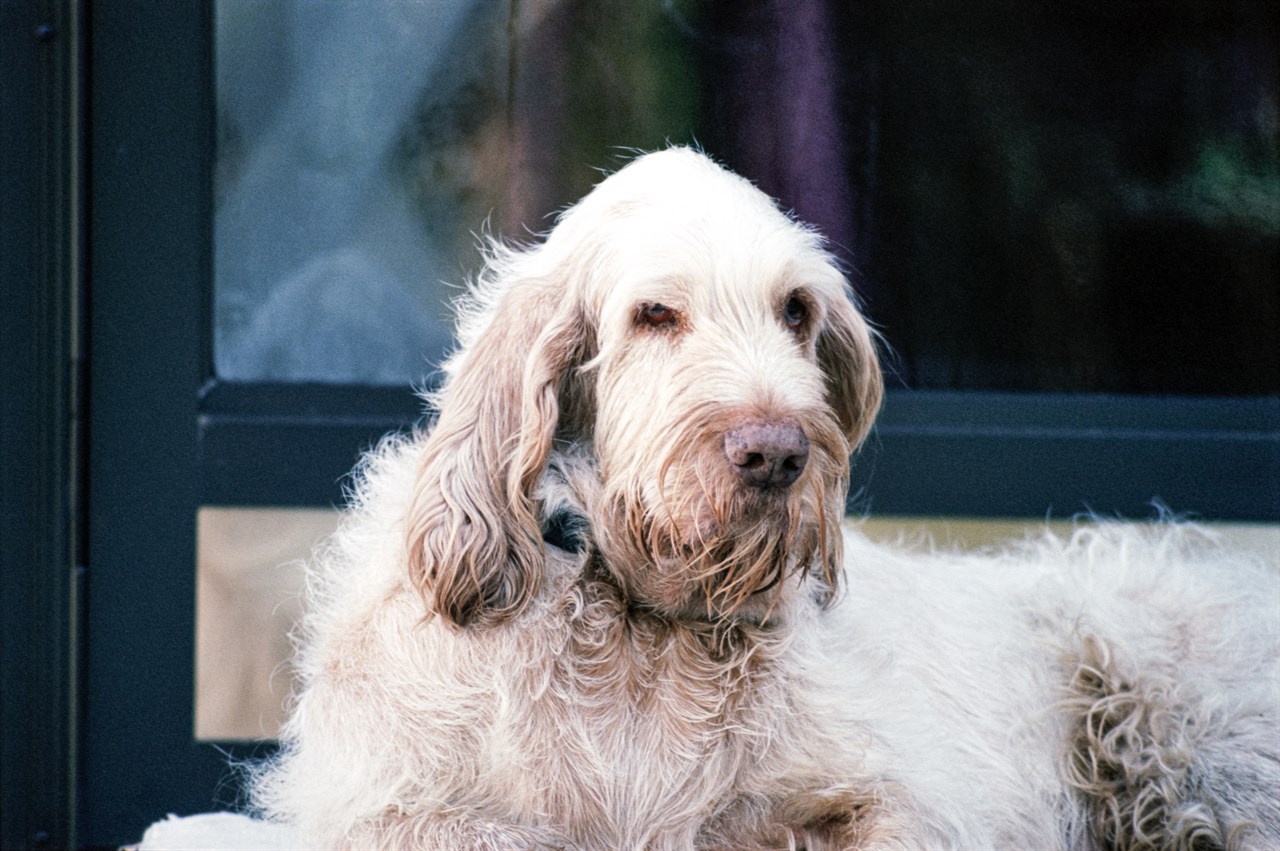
left=251, top=148, right=1279, bottom=850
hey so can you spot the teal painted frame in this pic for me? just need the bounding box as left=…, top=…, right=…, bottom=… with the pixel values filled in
left=0, top=1, right=83, bottom=848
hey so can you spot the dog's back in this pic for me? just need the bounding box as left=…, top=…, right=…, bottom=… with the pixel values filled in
left=834, top=522, right=1280, bottom=850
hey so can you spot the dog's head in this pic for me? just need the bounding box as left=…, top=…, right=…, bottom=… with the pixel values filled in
left=406, top=148, right=882, bottom=627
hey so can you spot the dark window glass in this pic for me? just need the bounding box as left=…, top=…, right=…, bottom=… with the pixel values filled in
left=701, top=0, right=1279, bottom=395
left=215, top=0, right=1278, bottom=394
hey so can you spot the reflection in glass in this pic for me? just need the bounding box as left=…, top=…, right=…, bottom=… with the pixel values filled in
left=214, top=2, right=477, bottom=383
left=214, top=0, right=699, bottom=384
left=214, top=0, right=1279, bottom=391
left=195, top=507, right=336, bottom=741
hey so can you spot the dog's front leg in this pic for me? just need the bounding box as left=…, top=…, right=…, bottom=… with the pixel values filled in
left=340, top=808, right=577, bottom=851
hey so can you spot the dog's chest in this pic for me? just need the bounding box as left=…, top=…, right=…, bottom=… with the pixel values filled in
left=501, top=602, right=788, bottom=843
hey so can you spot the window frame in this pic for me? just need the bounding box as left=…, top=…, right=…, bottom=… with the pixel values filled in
left=49, top=3, right=1280, bottom=846
left=197, top=384, right=1280, bottom=520
left=0, top=1, right=82, bottom=848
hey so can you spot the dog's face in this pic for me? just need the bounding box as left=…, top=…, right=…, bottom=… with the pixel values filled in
left=571, top=157, right=879, bottom=620
left=406, top=149, right=881, bottom=627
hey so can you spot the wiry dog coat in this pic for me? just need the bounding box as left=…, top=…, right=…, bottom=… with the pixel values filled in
left=252, top=148, right=1280, bottom=850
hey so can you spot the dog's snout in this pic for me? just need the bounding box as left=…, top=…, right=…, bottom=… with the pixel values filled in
left=723, top=421, right=810, bottom=489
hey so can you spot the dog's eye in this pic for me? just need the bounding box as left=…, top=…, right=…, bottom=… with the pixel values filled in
left=782, top=295, right=808, bottom=329
left=640, top=303, right=679, bottom=329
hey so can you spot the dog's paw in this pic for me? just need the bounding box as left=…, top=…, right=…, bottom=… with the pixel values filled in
left=697, top=785, right=913, bottom=851
left=775, top=784, right=917, bottom=851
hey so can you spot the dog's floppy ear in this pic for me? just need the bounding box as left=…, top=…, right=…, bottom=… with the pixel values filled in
left=819, top=287, right=883, bottom=450
left=405, top=250, right=589, bottom=628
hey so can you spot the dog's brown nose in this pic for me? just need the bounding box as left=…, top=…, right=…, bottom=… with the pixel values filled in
left=723, top=421, right=809, bottom=489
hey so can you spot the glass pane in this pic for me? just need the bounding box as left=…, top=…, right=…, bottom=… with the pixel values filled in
left=213, top=0, right=699, bottom=384
left=195, top=508, right=1278, bottom=742
left=848, top=0, right=1280, bottom=395
left=215, top=0, right=1278, bottom=393
left=194, top=507, right=336, bottom=741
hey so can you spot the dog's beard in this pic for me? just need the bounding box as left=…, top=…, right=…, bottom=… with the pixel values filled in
left=596, top=416, right=848, bottom=622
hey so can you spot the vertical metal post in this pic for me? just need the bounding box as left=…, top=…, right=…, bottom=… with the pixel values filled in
left=0, top=1, right=84, bottom=848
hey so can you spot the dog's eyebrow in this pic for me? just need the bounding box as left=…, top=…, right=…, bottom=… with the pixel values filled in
left=618, top=269, right=689, bottom=300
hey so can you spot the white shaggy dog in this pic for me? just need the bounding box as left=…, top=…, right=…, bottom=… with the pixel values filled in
left=252, top=148, right=1280, bottom=849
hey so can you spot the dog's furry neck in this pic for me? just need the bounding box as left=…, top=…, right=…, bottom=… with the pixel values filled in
left=540, top=450, right=799, bottom=636
left=565, top=562, right=794, bottom=672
